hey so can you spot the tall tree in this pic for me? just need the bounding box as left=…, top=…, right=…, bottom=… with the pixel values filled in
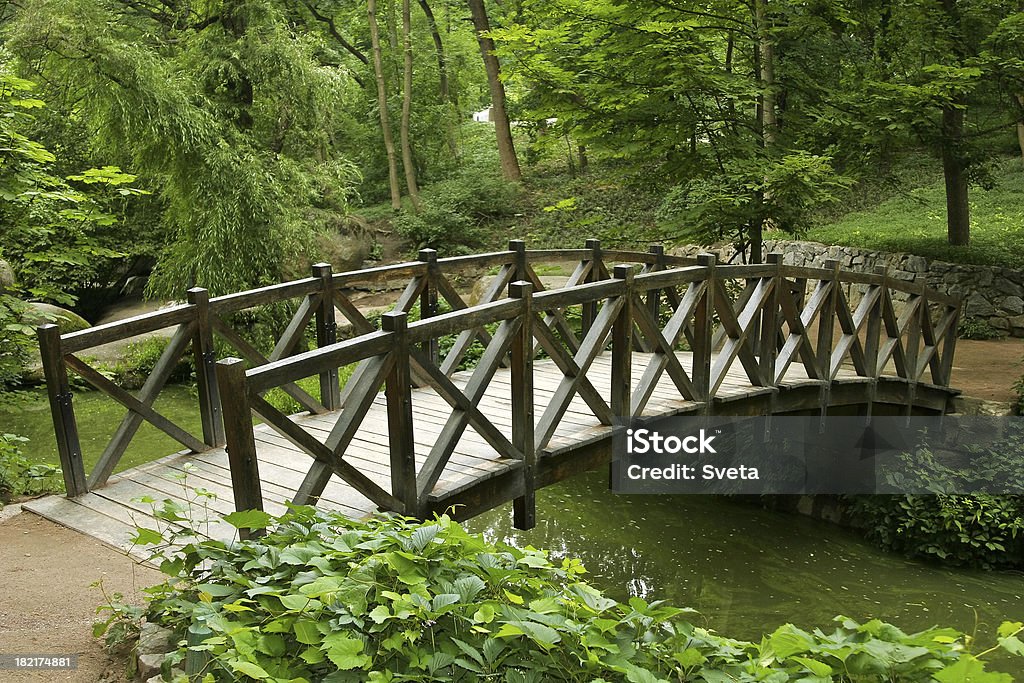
left=938, top=0, right=971, bottom=246
left=467, top=0, right=521, bottom=181
left=368, top=0, right=403, bottom=209
left=400, top=0, right=421, bottom=209
left=417, top=0, right=459, bottom=157
left=6, top=0, right=362, bottom=295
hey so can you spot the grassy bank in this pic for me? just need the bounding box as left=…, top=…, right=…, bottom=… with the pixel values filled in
left=805, top=157, right=1024, bottom=268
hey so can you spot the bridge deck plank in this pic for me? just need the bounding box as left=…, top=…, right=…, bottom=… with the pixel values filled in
left=23, top=349, right=944, bottom=559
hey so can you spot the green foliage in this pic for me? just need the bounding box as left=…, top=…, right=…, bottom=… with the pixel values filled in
left=0, top=432, right=62, bottom=502
left=851, top=429, right=1024, bottom=568
left=0, top=68, right=145, bottom=304
left=6, top=0, right=362, bottom=297
left=111, top=507, right=1023, bottom=682
left=958, top=316, right=1004, bottom=340
left=807, top=157, right=1024, bottom=268
left=394, top=169, right=522, bottom=254
left=0, top=293, right=33, bottom=387
left=851, top=494, right=1024, bottom=569
left=657, top=152, right=853, bottom=249
left=105, top=336, right=194, bottom=390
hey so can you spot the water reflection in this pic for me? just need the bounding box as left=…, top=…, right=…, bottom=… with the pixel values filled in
left=465, top=469, right=1024, bottom=652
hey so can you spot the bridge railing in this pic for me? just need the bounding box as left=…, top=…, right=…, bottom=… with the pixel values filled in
left=35, top=240, right=685, bottom=497
left=212, top=250, right=959, bottom=534
left=36, top=240, right=959, bottom=506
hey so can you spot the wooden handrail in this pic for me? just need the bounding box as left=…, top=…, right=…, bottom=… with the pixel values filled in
left=36, top=241, right=961, bottom=505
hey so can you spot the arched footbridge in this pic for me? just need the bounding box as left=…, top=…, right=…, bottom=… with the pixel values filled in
left=26, top=242, right=961, bottom=550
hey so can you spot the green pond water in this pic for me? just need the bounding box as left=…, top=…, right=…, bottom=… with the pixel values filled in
left=1, top=386, right=204, bottom=473
left=4, top=387, right=1023, bottom=671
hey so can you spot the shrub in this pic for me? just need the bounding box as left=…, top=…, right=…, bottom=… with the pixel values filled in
left=111, top=508, right=1023, bottom=682
left=394, top=172, right=522, bottom=254
left=851, top=494, right=1024, bottom=568
left=108, top=336, right=194, bottom=389
left=0, top=432, right=62, bottom=502
left=850, top=429, right=1024, bottom=568
left=958, top=317, right=1003, bottom=340
left=0, top=293, right=33, bottom=387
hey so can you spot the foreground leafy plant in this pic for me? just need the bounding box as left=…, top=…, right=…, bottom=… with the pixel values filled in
left=112, top=507, right=1023, bottom=682
left=0, top=432, right=61, bottom=503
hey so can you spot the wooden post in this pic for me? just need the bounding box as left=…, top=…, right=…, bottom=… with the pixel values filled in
left=692, top=253, right=715, bottom=404
left=509, top=281, right=535, bottom=530
left=904, top=291, right=924, bottom=416
left=312, top=263, right=341, bottom=410
left=611, top=264, right=633, bottom=419
left=383, top=312, right=418, bottom=515
left=215, top=357, right=264, bottom=539
left=418, top=249, right=439, bottom=366
left=938, top=302, right=959, bottom=389
left=37, top=324, right=87, bottom=497
left=582, top=238, right=601, bottom=335
left=646, top=244, right=664, bottom=322
left=188, top=288, right=224, bottom=447
left=638, top=244, right=664, bottom=352
left=817, top=260, right=840, bottom=427
left=817, top=259, right=840, bottom=380
left=865, top=266, right=885, bottom=379
left=759, top=254, right=782, bottom=387
left=509, top=239, right=527, bottom=283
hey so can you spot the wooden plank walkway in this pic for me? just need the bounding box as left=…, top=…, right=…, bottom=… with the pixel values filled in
left=23, top=349, right=880, bottom=556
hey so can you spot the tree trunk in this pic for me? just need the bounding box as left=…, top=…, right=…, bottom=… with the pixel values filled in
left=755, top=0, right=777, bottom=145
left=751, top=0, right=774, bottom=263
left=400, top=0, right=420, bottom=209
left=467, top=0, right=521, bottom=181
left=1016, top=94, right=1024, bottom=165
left=941, top=104, right=970, bottom=245
left=417, top=0, right=459, bottom=157
left=417, top=0, right=450, bottom=104
left=939, top=0, right=969, bottom=246
left=368, top=0, right=402, bottom=210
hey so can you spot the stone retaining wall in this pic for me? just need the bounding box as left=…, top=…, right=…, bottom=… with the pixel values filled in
left=672, top=240, right=1024, bottom=337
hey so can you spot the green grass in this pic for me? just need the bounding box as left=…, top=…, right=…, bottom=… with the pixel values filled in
left=803, top=157, right=1024, bottom=269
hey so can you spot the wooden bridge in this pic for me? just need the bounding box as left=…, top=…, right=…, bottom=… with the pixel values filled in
left=25, top=242, right=961, bottom=550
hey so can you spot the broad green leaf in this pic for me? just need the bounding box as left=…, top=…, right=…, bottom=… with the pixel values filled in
left=131, top=527, right=164, bottom=546
left=293, top=620, right=321, bottom=645
left=223, top=509, right=274, bottom=531
left=473, top=604, right=496, bottom=623
left=768, top=624, right=816, bottom=658
left=230, top=660, right=270, bottom=680
left=672, top=648, right=705, bottom=667
left=793, top=656, right=833, bottom=676
left=998, top=622, right=1023, bottom=638
left=323, top=633, right=370, bottom=670
left=934, top=656, right=1012, bottom=683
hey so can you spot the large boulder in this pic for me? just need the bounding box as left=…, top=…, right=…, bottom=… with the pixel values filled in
left=285, top=215, right=377, bottom=278
left=317, top=230, right=373, bottom=273
left=20, top=302, right=91, bottom=333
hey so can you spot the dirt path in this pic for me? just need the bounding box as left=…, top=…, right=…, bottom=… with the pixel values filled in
left=0, top=511, right=163, bottom=682
left=950, top=337, right=1023, bottom=402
